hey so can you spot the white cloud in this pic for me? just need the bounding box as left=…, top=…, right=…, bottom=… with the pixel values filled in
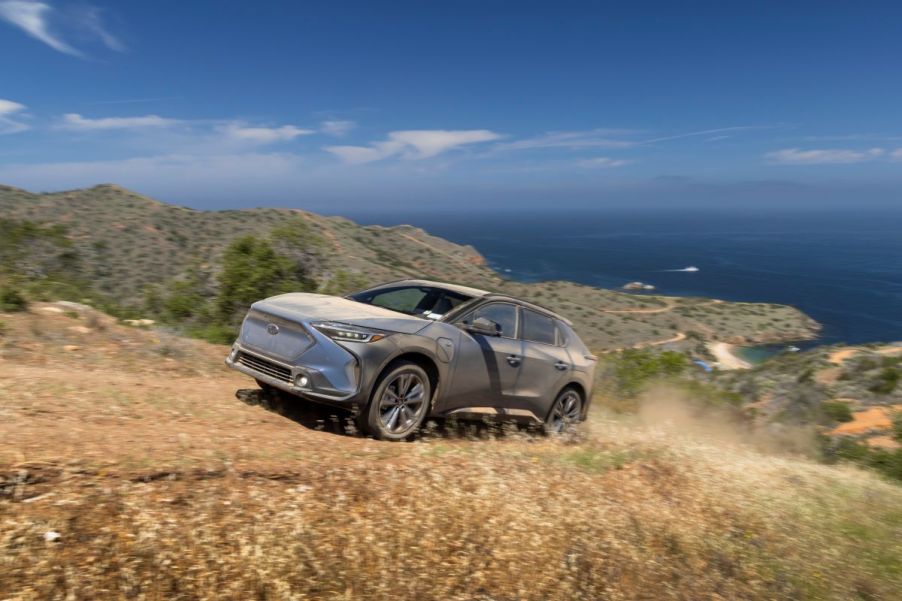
left=577, top=157, right=632, bottom=168
left=219, top=123, right=315, bottom=144
left=0, top=1, right=123, bottom=58
left=0, top=98, right=29, bottom=134
left=81, top=6, right=124, bottom=52
left=0, top=1, right=80, bottom=55
left=766, top=147, right=885, bottom=165
left=495, top=129, right=638, bottom=152
left=320, top=120, right=356, bottom=137
left=59, top=113, right=180, bottom=131
left=643, top=125, right=775, bottom=144
left=326, top=129, right=501, bottom=164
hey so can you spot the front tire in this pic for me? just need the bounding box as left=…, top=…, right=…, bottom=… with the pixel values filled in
left=361, top=361, right=432, bottom=441
left=544, top=387, right=583, bottom=434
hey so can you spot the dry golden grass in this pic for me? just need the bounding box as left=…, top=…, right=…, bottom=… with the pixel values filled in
left=1, top=307, right=901, bottom=600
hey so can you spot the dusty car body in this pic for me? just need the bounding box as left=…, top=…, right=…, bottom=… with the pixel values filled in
left=226, top=279, right=596, bottom=439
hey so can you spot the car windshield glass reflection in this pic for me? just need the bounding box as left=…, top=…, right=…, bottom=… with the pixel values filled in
left=349, top=285, right=472, bottom=318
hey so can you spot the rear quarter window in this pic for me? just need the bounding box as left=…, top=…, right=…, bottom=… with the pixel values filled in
left=521, top=309, right=556, bottom=345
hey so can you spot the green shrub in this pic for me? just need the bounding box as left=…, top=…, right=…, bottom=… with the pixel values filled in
left=0, top=287, right=28, bottom=312
left=189, top=324, right=239, bottom=345
left=821, top=400, right=854, bottom=423
left=869, top=367, right=900, bottom=395
left=604, top=349, right=689, bottom=398
left=215, top=235, right=314, bottom=326
left=823, top=437, right=902, bottom=483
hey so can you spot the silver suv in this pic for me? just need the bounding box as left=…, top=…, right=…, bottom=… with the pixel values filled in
left=226, top=279, right=597, bottom=440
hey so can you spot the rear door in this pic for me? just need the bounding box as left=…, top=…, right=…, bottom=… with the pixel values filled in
left=440, top=302, right=523, bottom=414
left=515, top=309, right=573, bottom=421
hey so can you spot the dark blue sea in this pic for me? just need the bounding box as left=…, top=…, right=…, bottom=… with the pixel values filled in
left=350, top=209, right=902, bottom=348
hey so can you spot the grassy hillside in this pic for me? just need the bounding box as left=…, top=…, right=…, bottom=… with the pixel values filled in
left=1, top=305, right=900, bottom=600
left=0, top=184, right=819, bottom=351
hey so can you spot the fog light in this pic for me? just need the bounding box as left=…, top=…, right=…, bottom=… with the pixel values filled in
left=296, top=375, right=309, bottom=388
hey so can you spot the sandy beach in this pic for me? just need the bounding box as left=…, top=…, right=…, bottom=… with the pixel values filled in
left=708, top=341, right=752, bottom=370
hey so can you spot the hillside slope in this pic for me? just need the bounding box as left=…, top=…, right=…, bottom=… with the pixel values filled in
left=716, top=343, right=902, bottom=449
left=0, top=183, right=820, bottom=351
left=0, top=304, right=899, bottom=600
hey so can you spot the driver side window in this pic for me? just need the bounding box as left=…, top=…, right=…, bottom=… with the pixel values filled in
left=461, top=303, right=518, bottom=337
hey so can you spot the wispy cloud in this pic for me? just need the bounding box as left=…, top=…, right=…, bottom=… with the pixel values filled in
left=495, top=129, right=638, bottom=152
left=577, top=157, right=632, bottom=168
left=80, top=5, right=123, bottom=52
left=0, top=1, right=79, bottom=55
left=58, top=113, right=180, bottom=131
left=0, top=98, right=29, bottom=134
left=492, top=125, right=778, bottom=154
left=219, top=123, right=315, bottom=144
left=642, top=125, right=777, bottom=144
left=765, top=147, right=886, bottom=165
left=320, top=120, right=356, bottom=137
left=326, top=129, right=501, bottom=164
left=85, top=97, right=181, bottom=106
left=0, top=1, right=123, bottom=58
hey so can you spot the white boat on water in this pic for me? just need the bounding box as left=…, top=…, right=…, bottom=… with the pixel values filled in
left=683, top=266, right=700, bottom=272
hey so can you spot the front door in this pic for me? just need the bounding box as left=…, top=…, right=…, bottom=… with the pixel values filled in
left=440, top=302, right=522, bottom=415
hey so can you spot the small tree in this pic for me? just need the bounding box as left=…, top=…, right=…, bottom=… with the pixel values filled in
left=215, top=236, right=314, bottom=326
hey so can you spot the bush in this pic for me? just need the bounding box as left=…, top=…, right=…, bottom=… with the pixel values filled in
left=869, top=367, right=900, bottom=395
left=604, top=349, right=689, bottom=398
left=821, top=400, right=854, bottom=423
left=215, top=235, right=314, bottom=326
left=823, top=437, right=902, bottom=483
left=0, top=286, right=28, bottom=312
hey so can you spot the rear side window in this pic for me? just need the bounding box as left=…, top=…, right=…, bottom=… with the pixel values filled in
left=521, top=309, right=556, bottom=345
left=463, top=303, right=518, bottom=337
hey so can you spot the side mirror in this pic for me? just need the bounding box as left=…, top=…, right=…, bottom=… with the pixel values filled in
left=462, top=316, right=501, bottom=337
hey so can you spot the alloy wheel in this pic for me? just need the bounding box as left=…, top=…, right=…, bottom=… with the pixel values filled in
left=548, top=390, right=581, bottom=433
left=378, top=372, right=427, bottom=435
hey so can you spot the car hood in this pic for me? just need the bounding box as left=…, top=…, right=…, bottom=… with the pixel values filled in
left=251, top=293, right=431, bottom=335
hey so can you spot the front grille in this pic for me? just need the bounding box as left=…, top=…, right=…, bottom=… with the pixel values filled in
left=236, top=352, right=292, bottom=383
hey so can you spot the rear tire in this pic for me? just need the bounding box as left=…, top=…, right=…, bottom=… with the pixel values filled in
left=544, top=387, right=583, bottom=434
left=360, top=361, right=432, bottom=441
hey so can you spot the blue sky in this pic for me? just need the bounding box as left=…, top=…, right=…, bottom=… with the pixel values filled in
left=1, top=0, right=902, bottom=211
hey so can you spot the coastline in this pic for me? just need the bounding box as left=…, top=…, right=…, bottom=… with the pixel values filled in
left=708, top=341, right=752, bottom=370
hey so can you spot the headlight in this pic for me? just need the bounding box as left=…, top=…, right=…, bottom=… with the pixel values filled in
left=311, top=321, right=388, bottom=343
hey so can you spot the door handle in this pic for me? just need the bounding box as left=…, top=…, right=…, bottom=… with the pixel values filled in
left=506, top=355, right=521, bottom=367
left=554, top=361, right=570, bottom=371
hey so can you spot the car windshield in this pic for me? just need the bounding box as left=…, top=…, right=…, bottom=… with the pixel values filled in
left=348, top=285, right=473, bottom=319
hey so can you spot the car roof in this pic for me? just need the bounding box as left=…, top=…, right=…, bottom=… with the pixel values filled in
left=375, top=278, right=493, bottom=299
left=370, top=279, right=573, bottom=326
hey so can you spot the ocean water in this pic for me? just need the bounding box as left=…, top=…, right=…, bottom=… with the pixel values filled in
left=350, top=208, right=902, bottom=348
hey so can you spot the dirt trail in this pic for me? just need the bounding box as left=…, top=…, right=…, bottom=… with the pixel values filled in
left=828, top=347, right=862, bottom=364
left=644, top=332, right=687, bottom=347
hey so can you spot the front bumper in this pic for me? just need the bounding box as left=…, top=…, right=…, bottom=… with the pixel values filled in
left=225, top=343, right=361, bottom=403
